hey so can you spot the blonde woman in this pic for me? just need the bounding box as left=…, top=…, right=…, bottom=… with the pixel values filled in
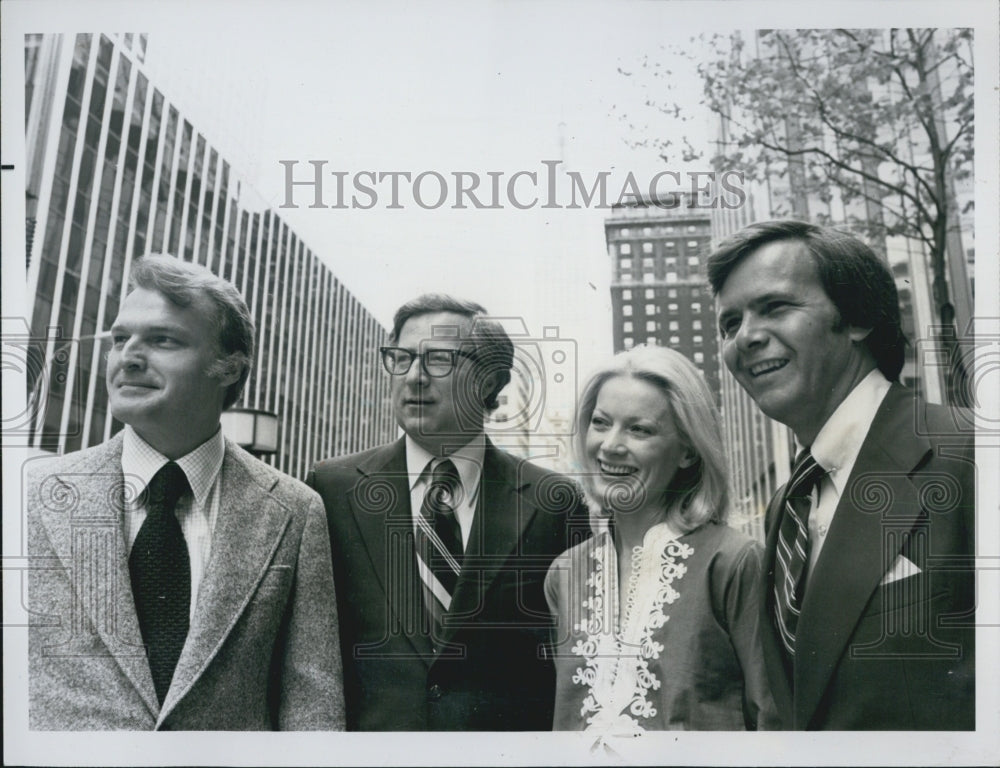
left=545, top=345, right=776, bottom=733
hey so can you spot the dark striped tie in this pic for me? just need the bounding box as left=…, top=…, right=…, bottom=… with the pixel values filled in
left=773, top=449, right=826, bottom=657
left=129, top=461, right=191, bottom=705
left=416, top=459, right=463, bottom=623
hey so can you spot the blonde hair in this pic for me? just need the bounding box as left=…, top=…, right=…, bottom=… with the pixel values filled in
left=573, top=345, right=730, bottom=532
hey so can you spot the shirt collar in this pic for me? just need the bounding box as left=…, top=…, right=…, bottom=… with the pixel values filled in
left=122, top=425, right=225, bottom=507
left=808, top=369, right=892, bottom=493
left=405, top=433, right=485, bottom=500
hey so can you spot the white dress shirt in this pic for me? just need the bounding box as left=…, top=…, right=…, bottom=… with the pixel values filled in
left=406, top=434, right=484, bottom=550
left=121, top=425, right=224, bottom=618
left=804, top=369, right=892, bottom=574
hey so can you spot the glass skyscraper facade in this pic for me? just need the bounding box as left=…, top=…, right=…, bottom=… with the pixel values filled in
left=24, top=32, right=396, bottom=478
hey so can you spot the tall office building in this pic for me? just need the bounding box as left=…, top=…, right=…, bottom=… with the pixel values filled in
left=23, top=32, right=395, bottom=479
left=710, top=197, right=793, bottom=543
left=604, top=195, right=721, bottom=402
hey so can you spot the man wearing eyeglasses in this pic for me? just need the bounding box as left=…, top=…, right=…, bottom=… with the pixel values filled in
left=308, top=293, right=589, bottom=731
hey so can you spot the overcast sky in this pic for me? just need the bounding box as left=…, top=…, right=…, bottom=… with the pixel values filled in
left=140, top=2, right=717, bottom=381
left=7, top=0, right=998, bottom=387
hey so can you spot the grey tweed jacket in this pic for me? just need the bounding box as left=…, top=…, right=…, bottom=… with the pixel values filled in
left=26, top=432, right=346, bottom=730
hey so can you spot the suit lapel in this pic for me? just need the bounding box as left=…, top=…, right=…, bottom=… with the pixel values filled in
left=35, top=434, right=160, bottom=718
left=348, top=439, right=432, bottom=658
left=159, top=443, right=291, bottom=723
left=793, top=385, right=930, bottom=727
left=442, top=443, right=534, bottom=645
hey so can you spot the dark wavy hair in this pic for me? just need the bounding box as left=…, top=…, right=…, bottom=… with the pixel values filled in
left=128, top=254, right=255, bottom=409
left=390, top=293, right=513, bottom=412
left=706, top=220, right=905, bottom=380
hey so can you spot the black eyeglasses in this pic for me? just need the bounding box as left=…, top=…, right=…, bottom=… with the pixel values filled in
left=379, top=346, right=477, bottom=378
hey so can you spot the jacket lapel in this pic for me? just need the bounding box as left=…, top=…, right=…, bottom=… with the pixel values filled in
left=442, top=443, right=535, bottom=645
left=348, top=439, right=432, bottom=659
left=35, top=434, right=160, bottom=718
left=158, top=442, right=291, bottom=723
left=793, top=385, right=930, bottom=727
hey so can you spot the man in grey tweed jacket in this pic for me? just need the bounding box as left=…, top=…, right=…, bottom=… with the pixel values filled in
left=26, top=254, right=344, bottom=730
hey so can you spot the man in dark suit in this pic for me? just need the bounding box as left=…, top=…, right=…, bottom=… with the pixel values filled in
left=27, top=254, right=344, bottom=729
left=309, top=294, right=590, bottom=730
left=708, top=220, right=975, bottom=730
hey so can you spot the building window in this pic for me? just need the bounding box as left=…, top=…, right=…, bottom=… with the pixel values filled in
left=643, top=226, right=652, bottom=235
left=622, top=289, right=632, bottom=300
left=694, top=352, right=704, bottom=363
left=621, top=227, right=630, bottom=237
left=620, top=258, right=632, bottom=269
left=646, top=320, right=657, bottom=332
left=623, top=321, right=633, bottom=332
left=687, top=225, right=697, bottom=232
left=693, top=320, right=702, bottom=331
left=688, top=255, right=700, bottom=266
left=690, top=288, right=700, bottom=298
left=666, top=272, right=677, bottom=283
left=624, top=337, right=634, bottom=349
left=498, top=394, right=508, bottom=406
left=668, top=289, right=677, bottom=298
left=643, top=273, right=655, bottom=284
left=692, top=302, right=701, bottom=313
left=620, top=243, right=631, bottom=255
left=645, top=289, right=655, bottom=299
left=693, top=335, right=703, bottom=344
left=669, top=335, right=680, bottom=344
left=668, top=303, right=678, bottom=312
left=647, top=336, right=658, bottom=345
left=621, top=272, right=633, bottom=281
left=687, top=240, right=699, bottom=247
left=642, top=242, right=653, bottom=254
left=669, top=321, right=679, bottom=331
left=665, top=226, right=675, bottom=233
left=623, top=305, right=633, bottom=317
left=645, top=304, right=656, bottom=315
left=642, top=257, right=654, bottom=268
left=665, top=241, right=676, bottom=248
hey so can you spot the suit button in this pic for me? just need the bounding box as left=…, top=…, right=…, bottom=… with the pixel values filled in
left=428, top=684, right=443, bottom=701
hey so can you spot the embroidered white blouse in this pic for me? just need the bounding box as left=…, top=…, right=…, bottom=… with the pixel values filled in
left=544, top=521, right=777, bottom=732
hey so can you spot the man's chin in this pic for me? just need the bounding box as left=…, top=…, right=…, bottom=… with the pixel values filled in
left=743, top=378, right=791, bottom=413
left=109, top=400, right=162, bottom=429
left=751, top=391, right=799, bottom=430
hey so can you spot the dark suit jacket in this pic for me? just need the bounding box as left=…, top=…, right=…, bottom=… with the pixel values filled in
left=760, top=384, right=975, bottom=730
left=308, top=437, right=590, bottom=730
left=27, top=433, right=345, bottom=730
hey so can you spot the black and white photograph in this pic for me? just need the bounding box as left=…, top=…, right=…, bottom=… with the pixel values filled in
left=3, top=0, right=998, bottom=765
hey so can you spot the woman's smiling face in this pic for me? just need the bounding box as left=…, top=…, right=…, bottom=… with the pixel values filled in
left=585, top=375, right=693, bottom=519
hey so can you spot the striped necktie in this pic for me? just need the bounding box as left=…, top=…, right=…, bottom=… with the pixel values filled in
left=773, top=449, right=826, bottom=658
left=416, top=459, right=463, bottom=624
left=129, top=461, right=191, bottom=704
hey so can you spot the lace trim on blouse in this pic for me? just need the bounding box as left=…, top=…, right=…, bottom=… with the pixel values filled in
left=570, top=522, right=694, bottom=734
